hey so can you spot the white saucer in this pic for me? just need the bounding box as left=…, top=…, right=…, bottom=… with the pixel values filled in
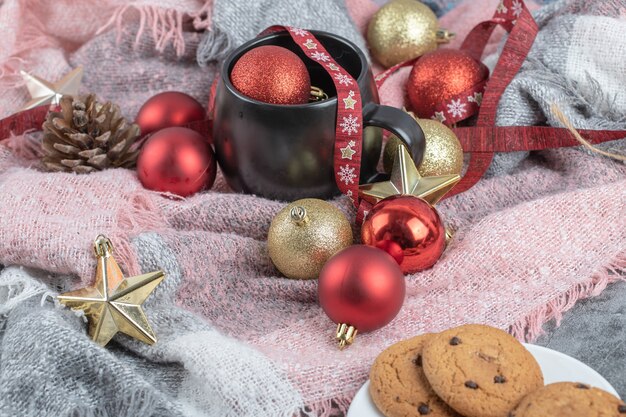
left=347, top=344, right=620, bottom=417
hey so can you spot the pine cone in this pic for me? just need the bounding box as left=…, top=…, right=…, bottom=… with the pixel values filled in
left=42, top=94, right=141, bottom=174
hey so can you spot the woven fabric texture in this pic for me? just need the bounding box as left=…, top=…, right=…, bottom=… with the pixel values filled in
left=0, top=0, right=624, bottom=415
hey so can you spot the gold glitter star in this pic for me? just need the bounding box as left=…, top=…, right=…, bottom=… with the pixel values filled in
left=432, top=111, right=447, bottom=123
left=20, top=67, right=83, bottom=111
left=340, top=142, right=356, bottom=159
left=303, top=39, right=317, bottom=49
left=343, top=92, right=357, bottom=110
left=359, top=145, right=460, bottom=206
left=57, top=235, right=165, bottom=347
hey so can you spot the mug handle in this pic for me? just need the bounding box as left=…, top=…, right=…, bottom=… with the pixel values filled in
left=362, top=102, right=426, bottom=170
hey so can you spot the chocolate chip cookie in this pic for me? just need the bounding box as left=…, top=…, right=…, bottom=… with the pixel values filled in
left=510, top=382, right=626, bottom=417
left=421, top=324, right=543, bottom=417
left=369, top=334, right=461, bottom=417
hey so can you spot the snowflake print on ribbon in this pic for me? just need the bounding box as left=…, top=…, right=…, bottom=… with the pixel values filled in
left=467, top=92, right=483, bottom=106
left=511, top=0, right=523, bottom=17
left=340, top=114, right=359, bottom=135
left=334, top=73, right=353, bottom=86
left=302, top=39, right=317, bottom=50
left=432, top=111, right=447, bottom=123
left=310, top=51, right=330, bottom=62
left=447, top=99, right=467, bottom=118
left=274, top=26, right=363, bottom=209
left=338, top=165, right=357, bottom=185
left=289, top=27, right=308, bottom=37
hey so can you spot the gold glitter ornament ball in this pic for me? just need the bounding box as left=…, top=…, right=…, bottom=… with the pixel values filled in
left=267, top=199, right=353, bottom=280
left=384, top=118, right=463, bottom=177
left=367, top=0, right=453, bottom=68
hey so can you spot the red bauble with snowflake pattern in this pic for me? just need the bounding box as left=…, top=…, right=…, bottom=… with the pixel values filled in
left=407, top=49, right=489, bottom=124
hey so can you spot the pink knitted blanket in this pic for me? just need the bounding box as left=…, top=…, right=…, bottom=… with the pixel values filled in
left=0, top=0, right=624, bottom=415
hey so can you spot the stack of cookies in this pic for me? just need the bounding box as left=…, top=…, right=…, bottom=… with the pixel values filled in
left=369, top=324, right=625, bottom=417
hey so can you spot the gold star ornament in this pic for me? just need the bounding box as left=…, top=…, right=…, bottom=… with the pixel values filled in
left=20, top=66, right=83, bottom=111
left=58, top=235, right=165, bottom=346
left=359, top=144, right=460, bottom=205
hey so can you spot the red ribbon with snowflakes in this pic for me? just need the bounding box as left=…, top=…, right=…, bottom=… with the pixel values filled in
left=261, top=26, right=364, bottom=207
left=445, top=0, right=538, bottom=196
left=375, top=0, right=625, bottom=199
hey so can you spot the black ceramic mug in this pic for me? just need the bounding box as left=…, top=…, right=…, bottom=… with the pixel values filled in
left=213, top=30, right=425, bottom=201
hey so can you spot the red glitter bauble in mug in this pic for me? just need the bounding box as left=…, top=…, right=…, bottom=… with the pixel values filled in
left=137, top=127, right=216, bottom=197
left=318, top=245, right=405, bottom=348
left=361, top=195, right=446, bottom=274
left=407, top=49, right=488, bottom=121
left=230, top=45, right=311, bottom=105
left=136, top=92, right=205, bottom=136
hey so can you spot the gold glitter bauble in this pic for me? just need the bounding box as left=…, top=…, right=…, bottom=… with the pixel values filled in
left=384, top=118, right=463, bottom=177
left=367, top=0, right=453, bottom=68
left=268, top=199, right=353, bottom=280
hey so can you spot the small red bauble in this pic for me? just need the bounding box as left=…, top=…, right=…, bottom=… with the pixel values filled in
left=136, top=92, right=205, bottom=136
left=407, top=49, right=488, bottom=121
left=361, top=195, right=446, bottom=274
left=318, top=245, right=405, bottom=338
left=230, top=45, right=311, bottom=105
left=137, top=127, right=216, bottom=197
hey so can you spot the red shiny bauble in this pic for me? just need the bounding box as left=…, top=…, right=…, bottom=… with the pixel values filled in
left=230, top=45, right=311, bottom=105
left=318, top=245, right=405, bottom=332
left=407, top=49, right=489, bottom=121
left=361, top=195, right=446, bottom=274
left=136, top=92, right=205, bottom=136
left=137, top=127, right=216, bottom=197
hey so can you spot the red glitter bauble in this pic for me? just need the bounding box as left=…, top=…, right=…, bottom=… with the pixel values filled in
left=137, top=127, right=216, bottom=197
left=318, top=245, right=405, bottom=333
left=407, top=49, right=489, bottom=121
left=136, top=92, right=205, bottom=136
left=361, top=195, right=446, bottom=274
left=230, top=45, right=311, bottom=105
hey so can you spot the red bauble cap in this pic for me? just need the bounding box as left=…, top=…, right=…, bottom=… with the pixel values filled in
left=136, top=91, right=205, bottom=137
left=361, top=195, right=446, bottom=274
left=137, top=127, right=216, bottom=197
left=230, top=45, right=311, bottom=105
left=318, top=245, right=405, bottom=348
left=407, top=49, right=489, bottom=121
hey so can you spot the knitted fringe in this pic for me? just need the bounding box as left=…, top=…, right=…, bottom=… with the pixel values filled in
left=97, top=1, right=214, bottom=57
left=302, top=396, right=354, bottom=417
left=189, top=0, right=214, bottom=31
left=511, top=252, right=626, bottom=342
left=196, top=25, right=232, bottom=66
left=0, top=267, right=48, bottom=315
